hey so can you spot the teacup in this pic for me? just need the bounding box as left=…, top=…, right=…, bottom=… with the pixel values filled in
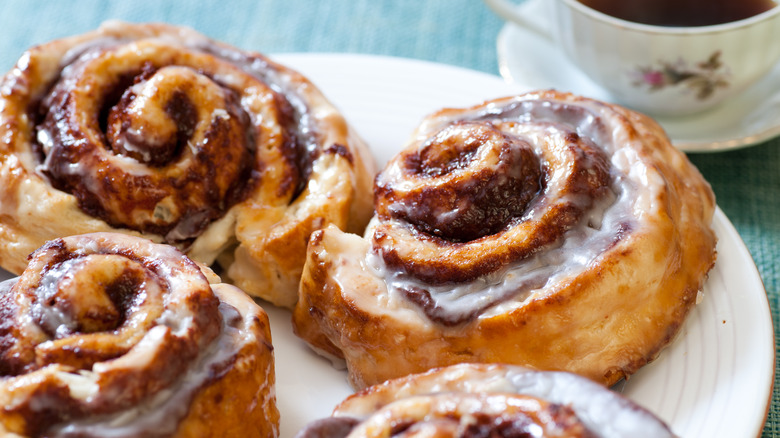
left=484, top=0, right=780, bottom=116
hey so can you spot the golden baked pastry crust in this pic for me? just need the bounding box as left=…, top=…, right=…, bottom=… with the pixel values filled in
left=0, top=232, right=278, bottom=437
left=293, top=91, right=717, bottom=389
left=175, top=284, right=279, bottom=438
left=0, top=21, right=376, bottom=307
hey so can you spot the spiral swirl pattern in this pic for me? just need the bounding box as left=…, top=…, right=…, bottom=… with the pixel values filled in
left=373, top=98, right=634, bottom=325
left=0, top=232, right=277, bottom=438
left=0, top=21, right=375, bottom=306
left=375, top=117, right=613, bottom=285
left=38, top=55, right=264, bottom=240
left=295, top=364, right=676, bottom=438
left=293, top=91, right=717, bottom=388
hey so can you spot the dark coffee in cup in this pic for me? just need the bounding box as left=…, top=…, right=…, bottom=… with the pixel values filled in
left=577, top=0, right=777, bottom=26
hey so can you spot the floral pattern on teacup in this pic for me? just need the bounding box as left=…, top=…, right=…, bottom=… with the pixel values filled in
left=630, top=51, right=730, bottom=100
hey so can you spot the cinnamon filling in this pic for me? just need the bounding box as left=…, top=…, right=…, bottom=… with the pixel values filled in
left=370, top=99, right=626, bottom=325
left=376, top=122, right=543, bottom=242
left=29, top=38, right=320, bottom=243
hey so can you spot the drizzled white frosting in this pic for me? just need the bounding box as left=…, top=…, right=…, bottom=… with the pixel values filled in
left=369, top=96, right=653, bottom=323
left=333, top=364, right=677, bottom=438
left=292, top=90, right=716, bottom=391
left=0, top=233, right=275, bottom=437
left=49, top=292, right=259, bottom=437
left=1, top=268, right=268, bottom=436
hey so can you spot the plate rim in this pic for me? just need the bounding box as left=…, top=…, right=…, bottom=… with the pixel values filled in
left=703, top=207, right=775, bottom=437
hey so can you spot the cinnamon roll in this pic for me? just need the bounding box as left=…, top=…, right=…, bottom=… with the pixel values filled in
left=295, top=363, right=677, bottom=438
left=292, top=91, right=717, bottom=388
left=0, top=232, right=278, bottom=437
left=0, top=21, right=375, bottom=307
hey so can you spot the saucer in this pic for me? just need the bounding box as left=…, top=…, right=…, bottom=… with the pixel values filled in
left=496, top=0, right=780, bottom=152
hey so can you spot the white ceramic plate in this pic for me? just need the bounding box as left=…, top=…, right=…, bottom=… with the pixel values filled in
left=0, top=54, right=773, bottom=438
left=495, top=0, right=780, bottom=152
left=273, top=54, right=775, bottom=437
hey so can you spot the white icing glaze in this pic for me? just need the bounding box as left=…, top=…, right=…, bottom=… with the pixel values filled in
left=29, top=29, right=325, bottom=248
left=334, top=365, right=676, bottom=438
left=30, top=258, right=81, bottom=336
left=327, top=227, right=431, bottom=327
left=49, top=298, right=256, bottom=437
left=0, top=233, right=235, bottom=431
left=368, top=96, right=657, bottom=324
left=501, top=369, right=675, bottom=438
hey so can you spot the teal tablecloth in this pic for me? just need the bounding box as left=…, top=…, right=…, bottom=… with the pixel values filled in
left=0, top=0, right=777, bottom=436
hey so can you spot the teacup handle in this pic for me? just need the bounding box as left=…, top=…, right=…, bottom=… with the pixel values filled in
left=483, top=0, right=554, bottom=40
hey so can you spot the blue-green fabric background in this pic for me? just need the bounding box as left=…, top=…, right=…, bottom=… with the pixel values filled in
left=0, top=0, right=777, bottom=435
